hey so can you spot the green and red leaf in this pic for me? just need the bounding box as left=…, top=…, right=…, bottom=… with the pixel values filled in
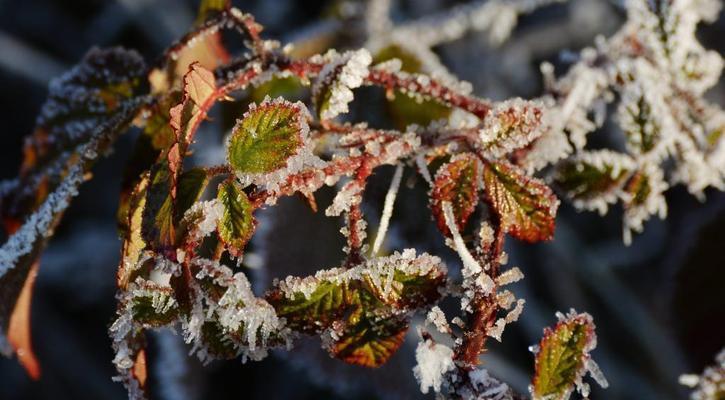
left=429, top=153, right=481, bottom=237
left=483, top=160, right=558, bottom=242
left=330, top=316, right=408, bottom=368
left=532, top=312, right=598, bottom=400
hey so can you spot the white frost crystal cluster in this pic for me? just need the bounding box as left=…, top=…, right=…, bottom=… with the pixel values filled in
left=312, top=49, right=372, bottom=120
left=680, top=348, right=725, bottom=400
left=413, top=338, right=456, bottom=394
left=276, top=249, right=445, bottom=302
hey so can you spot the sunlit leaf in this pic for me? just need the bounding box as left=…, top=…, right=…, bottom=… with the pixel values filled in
left=217, top=179, right=255, bottom=256
left=130, top=282, right=179, bottom=327
left=429, top=153, right=480, bottom=237
left=374, top=45, right=450, bottom=130
left=483, top=160, right=558, bottom=242
left=532, top=312, right=597, bottom=400
left=267, top=280, right=351, bottom=334
left=227, top=98, right=306, bottom=175
left=0, top=48, right=146, bottom=356
left=331, top=315, right=408, bottom=368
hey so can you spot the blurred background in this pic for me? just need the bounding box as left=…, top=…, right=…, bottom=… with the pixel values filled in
left=0, top=0, right=723, bottom=399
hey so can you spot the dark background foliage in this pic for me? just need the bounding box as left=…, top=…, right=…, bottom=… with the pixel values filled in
left=0, top=0, right=723, bottom=399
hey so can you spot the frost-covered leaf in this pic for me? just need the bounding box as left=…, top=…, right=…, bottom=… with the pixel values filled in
left=1, top=48, right=146, bottom=359
left=118, top=177, right=150, bottom=289
left=429, top=153, right=480, bottom=237
left=175, top=168, right=208, bottom=221
left=227, top=98, right=307, bottom=175
left=621, top=165, right=667, bottom=245
left=483, top=160, right=558, bottom=242
left=330, top=315, right=408, bottom=368
left=312, top=49, right=372, bottom=120
left=532, top=311, right=606, bottom=400
left=618, top=90, right=660, bottom=154
left=217, top=180, right=255, bottom=256
left=554, top=150, right=635, bottom=215
left=268, top=250, right=446, bottom=367
left=200, top=321, right=239, bottom=360
left=130, top=281, right=179, bottom=327
left=268, top=280, right=350, bottom=334
left=142, top=161, right=176, bottom=249
left=479, top=98, right=544, bottom=158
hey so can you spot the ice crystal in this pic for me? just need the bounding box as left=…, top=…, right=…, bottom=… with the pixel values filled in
left=371, top=164, right=404, bottom=255
left=313, top=49, right=372, bottom=120
left=413, top=339, right=455, bottom=394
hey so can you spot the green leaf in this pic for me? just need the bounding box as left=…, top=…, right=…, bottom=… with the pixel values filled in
left=175, top=168, right=208, bottom=221
left=373, top=45, right=450, bottom=130
left=268, top=280, right=351, bottom=333
left=217, top=179, right=255, bottom=256
left=118, top=175, right=151, bottom=289
left=331, top=315, right=408, bottom=368
left=200, top=320, right=239, bottom=359
left=130, top=282, right=179, bottom=327
left=480, top=99, right=543, bottom=158
left=266, top=251, right=446, bottom=368
left=620, top=93, right=660, bottom=154
left=142, top=161, right=176, bottom=249
left=227, top=98, right=307, bottom=175
left=117, top=92, right=179, bottom=234
left=196, top=0, right=230, bottom=24
left=532, top=312, right=597, bottom=400
left=429, top=153, right=480, bottom=237
left=554, top=150, right=634, bottom=207
left=483, top=160, right=558, bottom=242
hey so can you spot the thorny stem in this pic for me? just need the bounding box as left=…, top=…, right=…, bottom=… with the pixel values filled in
left=453, top=213, right=506, bottom=388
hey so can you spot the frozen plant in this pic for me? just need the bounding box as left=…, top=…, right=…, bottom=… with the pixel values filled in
left=0, top=0, right=722, bottom=399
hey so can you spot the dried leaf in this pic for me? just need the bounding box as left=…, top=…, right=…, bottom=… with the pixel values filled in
left=8, top=261, right=40, bottom=379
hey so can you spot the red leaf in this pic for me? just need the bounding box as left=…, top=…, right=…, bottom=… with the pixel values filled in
left=430, top=153, right=481, bottom=236
left=483, top=160, right=558, bottom=242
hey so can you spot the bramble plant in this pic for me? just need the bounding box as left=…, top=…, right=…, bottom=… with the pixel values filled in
left=0, top=0, right=723, bottom=399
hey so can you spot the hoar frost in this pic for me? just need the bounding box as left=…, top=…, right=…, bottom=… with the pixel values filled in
left=413, top=339, right=455, bottom=394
